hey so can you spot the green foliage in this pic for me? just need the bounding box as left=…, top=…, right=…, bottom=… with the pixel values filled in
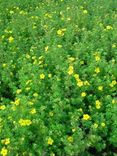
left=0, top=0, right=117, bottom=155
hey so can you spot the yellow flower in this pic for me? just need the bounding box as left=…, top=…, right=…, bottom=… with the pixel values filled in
left=19, top=119, right=32, bottom=126
left=40, top=74, right=45, bottom=79
left=80, top=60, right=84, bottom=65
left=26, top=54, right=30, bottom=59
left=30, top=108, right=36, bottom=114
left=29, top=101, right=34, bottom=105
left=49, top=112, right=54, bottom=117
left=98, top=86, right=103, bottom=91
left=26, top=80, right=32, bottom=85
left=112, top=44, right=116, bottom=48
left=106, top=25, right=113, bottom=30
left=109, top=80, right=116, bottom=87
left=68, top=66, right=74, bottom=75
left=83, top=10, right=88, bottom=14
left=77, top=80, right=83, bottom=87
left=14, top=98, right=20, bottom=105
left=95, top=55, right=100, bottom=61
left=95, top=100, right=101, bottom=109
left=47, top=137, right=54, bottom=145
left=0, top=105, right=6, bottom=110
left=93, top=123, right=98, bottom=128
left=95, top=67, right=100, bottom=73
left=45, top=13, right=52, bottom=18
left=78, top=108, right=83, bottom=112
left=81, top=92, right=86, bottom=97
left=48, top=74, right=52, bottom=78
left=2, top=64, right=7, bottom=68
left=0, top=147, right=8, bottom=156
left=33, top=93, right=38, bottom=97
left=1, top=138, right=10, bottom=145
left=84, top=81, right=90, bottom=86
left=16, top=89, right=22, bottom=94
left=10, top=10, right=14, bottom=14
left=83, top=114, right=90, bottom=120
left=26, top=87, right=31, bottom=91
left=68, top=57, right=75, bottom=62
left=74, top=74, right=79, bottom=80
left=72, top=128, right=76, bottom=132
left=101, top=123, right=106, bottom=127
left=57, top=44, right=62, bottom=48
left=112, top=99, right=116, bottom=104
left=67, top=136, right=73, bottom=143
left=67, top=17, right=71, bottom=21
left=57, top=29, right=66, bottom=36
left=8, top=36, right=14, bottom=43
left=45, top=46, right=49, bottom=52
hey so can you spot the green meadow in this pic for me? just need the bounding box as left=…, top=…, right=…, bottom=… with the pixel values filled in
left=0, top=0, right=117, bottom=155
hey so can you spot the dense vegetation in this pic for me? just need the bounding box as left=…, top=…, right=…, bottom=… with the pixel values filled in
left=0, top=0, right=117, bottom=155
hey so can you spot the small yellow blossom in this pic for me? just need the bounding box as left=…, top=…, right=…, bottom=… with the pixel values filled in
left=79, top=108, right=83, bottom=112
left=83, top=10, right=88, bottom=14
left=48, top=74, right=52, bottom=78
left=19, top=119, right=32, bottom=126
left=49, top=112, right=54, bottom=117
left=68, top=57, right=75, bottom=62
left=57, top=29, right=66, bottom=36
left=84, top=81, right=90, bottom=86
left=81, top=92, right=87, bottom=97
left=95, top=100, right=101, bottom=109
left=47, top=137, right=54, bottom=145
left=95, top=67, right=100, bottom=73
left=16, top=89, right=22, bottom=94
left=33, top=93, right=38, bottom=97
left=67, top=136, right=73, bottom=143
left=112, top=44, right=116, bottom=48
left=98, top=86, right=103, bottom=91
left=72, top=128, right=76, bottom=132
left=101, top=123, right=106, bottom=127
left=0, top=105, right=6, bottom=110
left=26, top=54, right=30, bottom=59
left=77, top=80, right=83, bottom=87
left=80, top=60, right=84, bottom=65
left=2, top=64, right=7, bottom=68
left=112, top=99, right=116, bottom=104
left=14, top=98, right=20, bottom=105
left=26, top=87, right=31, bottom=91
left=0, top=147, right=8, bottom=156
left=106, top=25, right=113, bottom=30
left=93, top=123, right=98, bottom=128
left=8, top=36, right=14, bottom=43
left=109, top=80, right=116, bottom=87
left=83, top=114, right=90, bottom=120
left=10, top=10, right=14, bottom=14
left=74, top=74, right=79, bottom=80
left=45, top=13, right=52, bottom=18
left=1, top=138, right=10, bottom=145
left=45, top=46, right=49, bottom=52
left=95, top=55, right=100, bottom=61
left=26, top=80, right=32, bottom=85
left=67, top=17, right=71, bottom=21
left=40, top=74, right=45, bottom=79
left=68, top=66, right=74, bottom=75
left=57, top=44, right=62, bottom=48
left=30, top=108, right=36, bottom=114
left=29, top=101, right=34, bottom=105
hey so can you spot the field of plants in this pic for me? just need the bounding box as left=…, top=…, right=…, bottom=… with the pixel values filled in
left=0, top=0, right=117, bottom=155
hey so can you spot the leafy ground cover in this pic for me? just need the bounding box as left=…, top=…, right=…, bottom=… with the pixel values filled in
left=0, top=0, right=117, bottom=155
